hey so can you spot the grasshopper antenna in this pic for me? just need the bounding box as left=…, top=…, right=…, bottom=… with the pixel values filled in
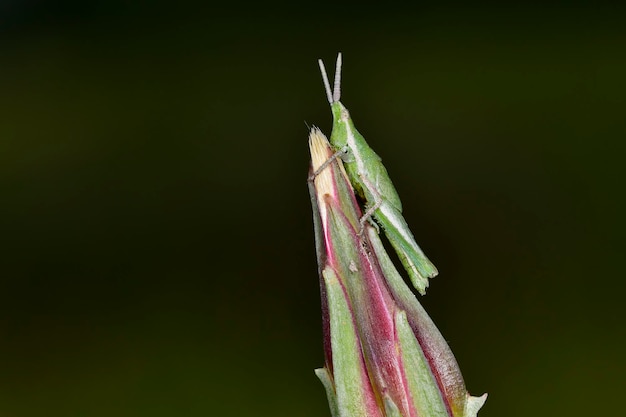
left=333, top=52, right=342, bottom=102
left=318, top=52, right=342, bottom=103
left=318, top=58, right=333, bottom=104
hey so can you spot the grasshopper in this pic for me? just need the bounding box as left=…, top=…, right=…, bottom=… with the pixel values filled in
left=314, top=53, right=438, bottom=295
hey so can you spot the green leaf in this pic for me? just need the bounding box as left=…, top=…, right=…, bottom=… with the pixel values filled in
left=396, top=310, right=448, bottom=417
left=323, top=266, right=381, bottom=417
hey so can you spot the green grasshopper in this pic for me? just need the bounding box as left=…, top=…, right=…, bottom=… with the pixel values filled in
left=314, top=53, right=438, bottom=295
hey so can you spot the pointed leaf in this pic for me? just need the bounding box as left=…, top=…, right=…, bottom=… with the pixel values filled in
left=323, top=267, right=382, bottom=417
left=315, top=367, right=340, bottom=417
left=464, top=394, right=488, bottom=417
left=396, top=310, right=449, bottom=417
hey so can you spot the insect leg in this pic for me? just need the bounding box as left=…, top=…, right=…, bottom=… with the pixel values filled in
left=308, top=147, right=348, bottom=181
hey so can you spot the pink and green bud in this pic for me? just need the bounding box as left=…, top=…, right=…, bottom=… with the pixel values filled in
left=308, top=127, right=486, bottom=417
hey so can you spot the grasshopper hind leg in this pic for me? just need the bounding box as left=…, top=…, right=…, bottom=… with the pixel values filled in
left=359, top=174, right=438, bottom=293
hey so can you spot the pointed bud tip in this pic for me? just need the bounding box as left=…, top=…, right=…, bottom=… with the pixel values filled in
left=465, top=393, right=488, bottom=417
left=309, top=127, right=335, bottom=200
left=308, top=127, right=330, bottom=169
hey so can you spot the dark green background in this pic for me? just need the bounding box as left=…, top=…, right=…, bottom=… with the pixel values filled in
left=1, top=3, right=624, bottom=416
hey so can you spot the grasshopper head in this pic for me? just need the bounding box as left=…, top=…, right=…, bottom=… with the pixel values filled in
left=328, top=101, right=353, bottom=149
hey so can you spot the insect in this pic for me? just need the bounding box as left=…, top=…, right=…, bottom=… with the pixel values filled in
left=314, top=53, right=438, bottom=295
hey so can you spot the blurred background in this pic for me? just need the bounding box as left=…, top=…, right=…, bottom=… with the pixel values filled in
left=1, top=2, right=624, bottom=416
